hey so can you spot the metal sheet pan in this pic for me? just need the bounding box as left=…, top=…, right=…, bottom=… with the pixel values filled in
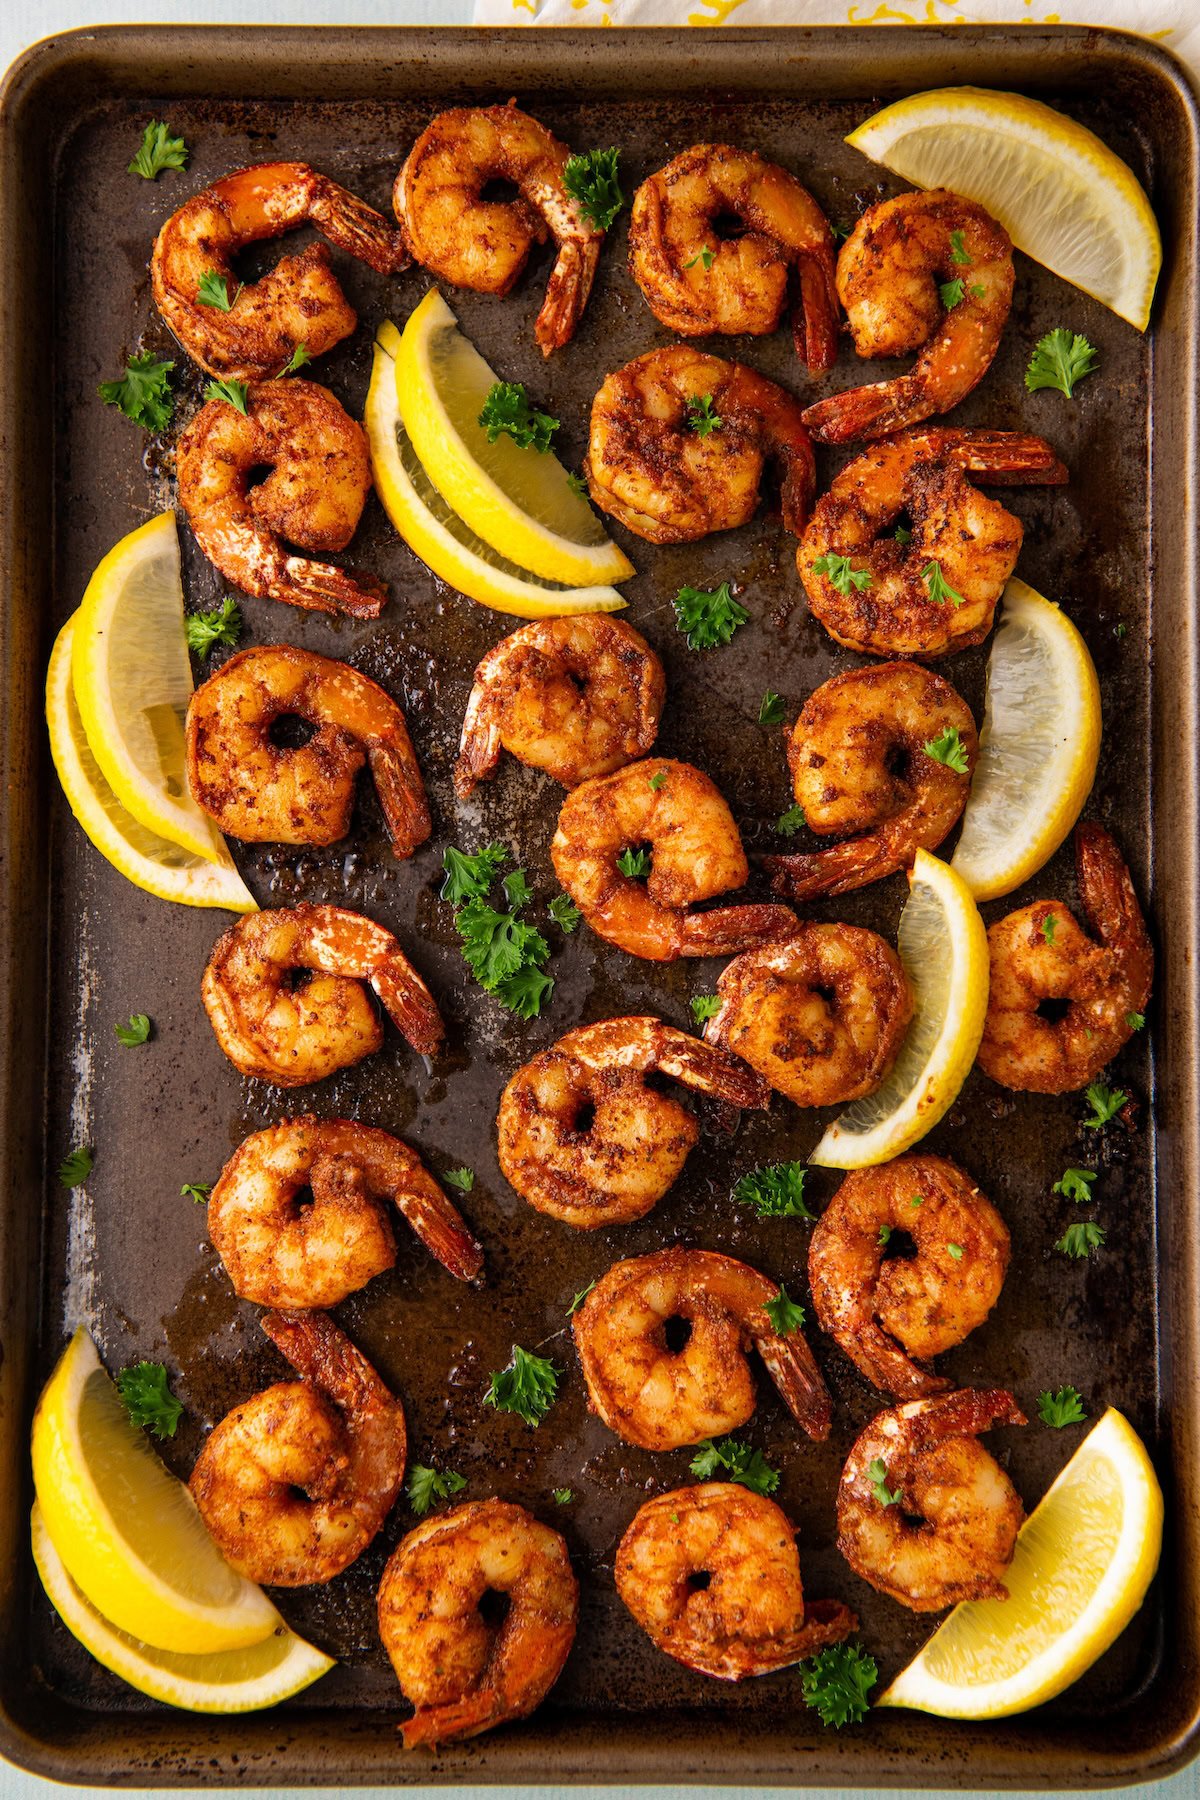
left=0, top=21, right=1198, bottom=1789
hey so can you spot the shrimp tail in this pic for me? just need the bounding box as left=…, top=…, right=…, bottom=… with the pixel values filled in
left=262, top=1307, right=382, bottom=1409
left=365, top=738, right=433, bottom=860
left=793, top=246, right=840, bottom=376
left=679, top=904, right=798, bottom=958
left=904, top=1386, right=1026, bottom=1452
left=791, top=1596, right=859, bottom=1658
left=277, top=554, right=388, bottom=619
left=654, top=1031, right=772, bottom=1111
left=536, top=237, right=601, bottom=356
left=802, top=376, right=926, bottom=445
left=943, top=430, right=1069, bottom=486
left=371, top=955, right=444, bottom=1057
left=393, top=1167, right=484, bottom=1283
left=453, top=692, right=503, bottom=800
left=401, top=1693, right=504, bottom=1750
left=765, top=836, right=908, bottom=901
left=1075, top=822, right=1154, bottom=997
left=838, top=1313, right=953, bottom=1401
left=309, top=174, right=409, bottom=275
left=757, top=1333, right=833, bottom=1442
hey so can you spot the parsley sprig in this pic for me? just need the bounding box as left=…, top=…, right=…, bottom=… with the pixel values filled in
left=548, top=893, right=581, bottom=932
left=1025, top=329, right=1099, bottom=399
left=485, top=1346, right=560, bottom=1427
left=407, top=1463, right=467, bottom=1515
left=442, top=1167, right=474, bottom=1193
left=673, top=581, right=748, bottom=649
left=758, top=691, right=786, bottom=726
left=567, top=1280, right=596, bottom=1316
left=59, top=1147, right=93, bottom=1189
left=1053, top=1167, right=1096, bottom=1203
left=1083, top=1082, right=1128, bottom=1129
left=685, top=246, right=715, bottom=271
left=732, top=1161, right=814, bottom=1220
left=114, top=1013, right=151, bottom=1047
left=689, top=1435, right=779, bottom=1496
left=690, top=994, right=721, bottom=1025
left=686, top=394, right=722, bottom=436
left=1037, top=1385, right=1087, bottom=1428
left=478, top=381, right=558, bottom=453
left=128, top=120, right=188, bottom=180
left=617, top=846, right=652, bottom=880
left=181, top=1181, right=211, bottom=1204
left=763, top=1285, right=805, bottom=1336
left=184, top=598, right=242, bottom=658
left=441, top=845, right=556, bottom=1018
left=117, top=1362, right=182, bottom=1439
left=924, top=726, right=969, bottom=773
left=205, top=377, right=249, bottom=414
left=98, top=354, right=175, bottom=432
left=800, top=1642, right=878, bottom=1728
left=1055, top=1220, right=1106, bottom=1259
left=562, top=147, right=623, bottom=232
left=812, top=552, right=871, bottom=596
left=197, top=269, right=240, bottom=312
left=868, top=1456, right=902, bottom=1507
left=921, top=559, right=965, bottom=607
left=776, top=803, right=806, bottom=836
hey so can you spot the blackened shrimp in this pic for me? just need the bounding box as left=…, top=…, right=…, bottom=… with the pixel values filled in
left=497, top=1016, right=769, bottom=1229
left=704, top=926, right=912, bottom=1108
left=177, top=379, right=385, bottom=619
left=208, top=1116, right=483, bottom=1309
left=629, top=144, right=838, bottom=371
left=186, top=645, right=430, bottom=858
left=202, top=903, right=442, bottom=1085
left=809, top=1154, right=1010, bottom=1398
left=573, top=1246, right=831, bottom=1449
left=152, top=161, right=407, bottom=380
left=395, top=103, right=604, bottom=355
left=189, top=1309, right=406, bottom=1586
left=615, top=1484, right=856, bottom=1680
left=764, top=663, right=977, bottom=900
left=802, top=190, right=1014, bottom=443
left=836, top=1389, right=1026, bottom=1612
left=978, top=822, right=1153, bottom=1093
left=378, top=1499, right=578, bottom=1748
left=799, top=428, right=1067, bottom=659
left=551, top=758, right=797, bottom=962
left=454, top=616, right=665, bottom=799
left=586, top=346, right=815, bottom=544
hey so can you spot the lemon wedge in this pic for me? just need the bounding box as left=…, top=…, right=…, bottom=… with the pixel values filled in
left=879, top=1408, right=1162, bottom=1718
left=367, top=322, right=626, bottom=619
left=952, top=579, right=1101, bottom=901
left=70, top=512, right=222, bottom=860
left=47, top=615, right=256, bottom=912
left=32, top=1505, right=332, bottom=1713
left=810, top=850, right=988, bottom=1169
left=395, top=289, right=635, bottom=587
left=32, top=1327, right=281, bottom=1654
left=847, top=88, right=1161, bottom=330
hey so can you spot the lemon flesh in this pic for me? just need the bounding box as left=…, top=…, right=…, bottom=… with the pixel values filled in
left=952, top=579, right=1101, bottom=901
left=71, top=512, right=223, bottom=861
left=47, top=615, right=256, bottom=912
left=395, top=289, right=635, bottom=587
left=368, top=323, right=626, bottom=619
left=847, top=87, right=1161, bottom=330
left=880, top=1408, right=1163, bottom=1718
left=32, top=1505, right=332, bottom=1713
left=810, top=850, right=988, bottom=1169
left=31, top=1327, right=281, bottom=1654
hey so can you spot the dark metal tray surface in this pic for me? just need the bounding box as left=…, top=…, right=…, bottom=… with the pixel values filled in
left=0, top=21, right=1198, bottom=1791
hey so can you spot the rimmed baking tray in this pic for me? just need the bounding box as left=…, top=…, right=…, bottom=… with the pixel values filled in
left=1, top=21, right=1198, bottom=1789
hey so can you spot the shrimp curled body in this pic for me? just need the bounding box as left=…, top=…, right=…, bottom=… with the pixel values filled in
left=629, top=144, right=838, bottom=371
left=978, top=823, right=1153, bottom=1093
left=208, top=1116, right=483, bottom=1309
left=497, top=1016, right=769, bottom=1229
left=586, top=346, right=815, bottom=545
left=802, top=190, right=1014, bottom=443
left=616, top=1484, right=856, bottom=1680
left=455, top=616, right=665, bottom=799
left=152, top=161, right=407, bottom=380
left=837, top=1388, right=1026, bottom=1612
left=551, top=758, right=797, bottom=962
left=202, top=903, right=443, bottom=1085
left=189, top=1308, right=406, bottom=1586
left=809, top=1154, right=1010, bottom=1398
left=765, top=662, right=977, bottom=899
left=704, top=927, right=913, bottom=1107
left=177, top=380, right=385, bottom=619
left=186, top=644, right=430, bottom=858
left=378, top=1498, right=579, bottom=1748
left=395, top=104, right=603, bottom=355
left=573, top=1246, right=832, bottom=1448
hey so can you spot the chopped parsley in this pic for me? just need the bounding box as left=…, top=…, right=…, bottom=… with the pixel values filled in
left=478, top=381, right=558, bottom=453
left=567, top=1280, right=596, bottom=1316
left=763, top=1284, right=805, bottom=1336
left=923, top=726, right=970, bottom=774
left=1055, top=1220, right=1106, bottom=1259
left=812, top=552, right=871, bottom=596
left=732, top=1161, right=814, bottom=1220
left=1042, top=913, right=1057, bottom=945
left=868, top=1456, right=902, bottom=1507
left=127, top=120, right=188, bottom=180
left=442, top=846, right=556, bottom=1017
left=648, top=769, right=669, bottom=792
left=690, top=994, right=722, bottom=1025
left=1025, top=328, right=1099, bottom=399
left=878, top=1224, right=892, bottom=1248
left=205, top=377, right=249, bottom=414
left=114, top=1013, right=151, bottom=1047
left=949, top=229, right=972, bottom=266
left=947, top=1242, right=964, bottom=1261
left=552, top=1486, right=574, bottom=1505
left=278, top=341, right=312, bottom=376
left=616, top=846, right=652, bottom=879
left=673, top=581, right=748, bottom=649
left=801, top=1642, right=877, bottom=1728
left=184, top=598, right=242, bottom=658
left=685, top=393, right=722, bottom=436
left=484, top=1346, right=560, bottom=1427
left=1037, top=1385, right=1088, bottom=1428
left=442, top=1167, right=475, bottom=1193
left=1083, top=1082, right=1128, bottom=1129
left=197, top=269, right=239, bottom=312
left=407, top=1463, right=467, bottom=1516
left=776, top=803, right=806, bottom=836
left=562, top=146, right=623, bottom=231
left=116, top=1362, right=182, bottom=1439
left=98, top=353, right=175, bottom=431
left=689, top=1435, right=779, bottom=1496
left=181, top=1181, right=211, bottom=1204
left=567, top=470, right=589, bottom=498
left=548, top=893, right=582, bottom=933
left=685, top=246, right=715, bottom=270
left=1053, top=1167, right=1097, bottom=1203
left=921, top=559, right=965, bottom=607
left=758, top=690, right=786, bottom=726
left=58, top=1146, right=93, bottom=1189
left=1126, top=1010, right=1145, bottom=1031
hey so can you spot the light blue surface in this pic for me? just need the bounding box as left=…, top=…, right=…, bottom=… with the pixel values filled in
left=1, top=3, right=1197, bottom=1796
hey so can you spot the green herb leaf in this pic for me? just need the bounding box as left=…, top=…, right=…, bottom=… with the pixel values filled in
left=567, top=1280, right=596, bottom=1316
left=98, top=353, right=175, bottom=432
left=878, top=1223, right=892, bottom=1248
left=406, top=1463, right=467, bottom=1516
left=800, top=1642, right=878, bottom=1729
left=567, top=471, right=589, bottom=498
left=923, top=725, right=970, bottom=774
left=939, top=277, right=967, bottom=309
left=1025, top=328, right=1099, bottom=399
left=1055, top=1220, right=1106, bottom=1259
left=478, top=380, right=558, bottom=453
left=58, top=1146, right=93, bottom=1189
left=549, top=893, right=582, bottom=932
left=197, top=269, right=239, bottom=312
left=1126, top=1010, right=1145, bottom=1031
left=180, top=1181, right=211, bottom=1204
left=910, top=1192, right=925, bottom=1208
left=441, top=843, right=508, bottom=905
left=689, top=1435, right=779, bottom=1496
left=616, top=846, right=652, bottom=880
left=116, top=1362, right=182, bottom=1439
left=949, top=229, right=972, bottom=266
left=732, top=1161, right=814, bottom=1220
left=673, top=581, right=748, bottom=650
left=763, top=1284, right=805, bottom=1336
left=1053, top=1167, right=1097, bottom=1203
left=690, top=994, right=722, bottom=1024
left=830, top=221, right=851, bottom=243
left=114, top=1013, right=151, bottom=1047
left=205, top=377, right=249, bottom=414
left=969, top=283, right=986, bottom=299
left=1083, top=1082, right=1128, bottom=1129
left=893, top=524, right=913, bottom=546
left=494, top=963, right=555, bottom=1019
left=1042, top=913, right=1057, bottom=945
left=685, top=246, right=715, bottom=270
left=776, top=803, right=806, bottom=836
left=648, top=769, right=668, bottom=791
left=812, top=552, right=872, bottom=596
left=485, top=1345, right=560, bottom=1427
left=552, top=1486, right=574, bottom=1505
left=503, top=868, right=534, bottom=911
left=758, top=690, right=786, bottom=726
left=184, top=597, right=242, bottom=658
left=562, top=146, right=623, bottom=231
left=127, top=120, right=189, bottom=180
left=1037, top=1385, right=1088, bottom=1428
left=442, top=1167, right=475, bottom=1193
left=921, top=559, right=966, bottom=608
left=868, top=1456, right=902, bottom=1507
left=278, top=341, right=312, bottom=376
left=947, top=1242, right=964, bottom=1261
left=685, top=394, right=723, bottom=437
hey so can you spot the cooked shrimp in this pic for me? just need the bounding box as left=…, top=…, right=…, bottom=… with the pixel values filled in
left=802, top=189, right=1014, bottom=443
left=615, top=1483, right=856, bottom=1679
left=497, top=1016, right=769, bottom=1229
left=978, top=822, right=1153, bottom=1094
left=152, top=161, right=406, bottom=381
left=189, top=1308, right=406, bottom=1586
left=809, top=1154, right=1010, bottom=1399
left=378, top=1498, right=578, bottom=1747
left=202, top=903, right=442, bottom=1086
left=573, top=1246, right=831, bottom=1448
left=208, top=1116, right=483, bottom=1308
left=455, top=616, right=665, bottom=799
left=186, top=644, right=430, bottom=858
left=764, top=663, right=977, bottom=899
left=586, top=346, right=815, bottom=545
left=551, top=758, right=797, bottom=962
left=704, top=927, right=912, bottom=1108
left=799, top=427, right=1067, bottom=658
left=628, top=145, right=838, bottom=371
left=836, top=1388, right=1025, bottom=1611
left=395, top=103, right=603, bottom=355
left=177, top=379, right=384, bottom=619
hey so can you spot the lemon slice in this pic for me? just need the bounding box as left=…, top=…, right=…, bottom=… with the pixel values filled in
left=847, top=88, right=1161, bottom=330
left=367, top=323, right=626, bottom=619
left=70, top=511, right=221, bottom=861
left=395, top=289, right=635, bottom=587
left=952, top=579, right=1101, bottom=901
left=32, top=1505, right=332, bottom=1713
left=810, top=850, right=988, bottom=1169
left=32, top=1327, right=281, bottom=1654
left=879, top=1408, right=1162, bottom=1718
left=47, top=615, right=256, bottom=912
